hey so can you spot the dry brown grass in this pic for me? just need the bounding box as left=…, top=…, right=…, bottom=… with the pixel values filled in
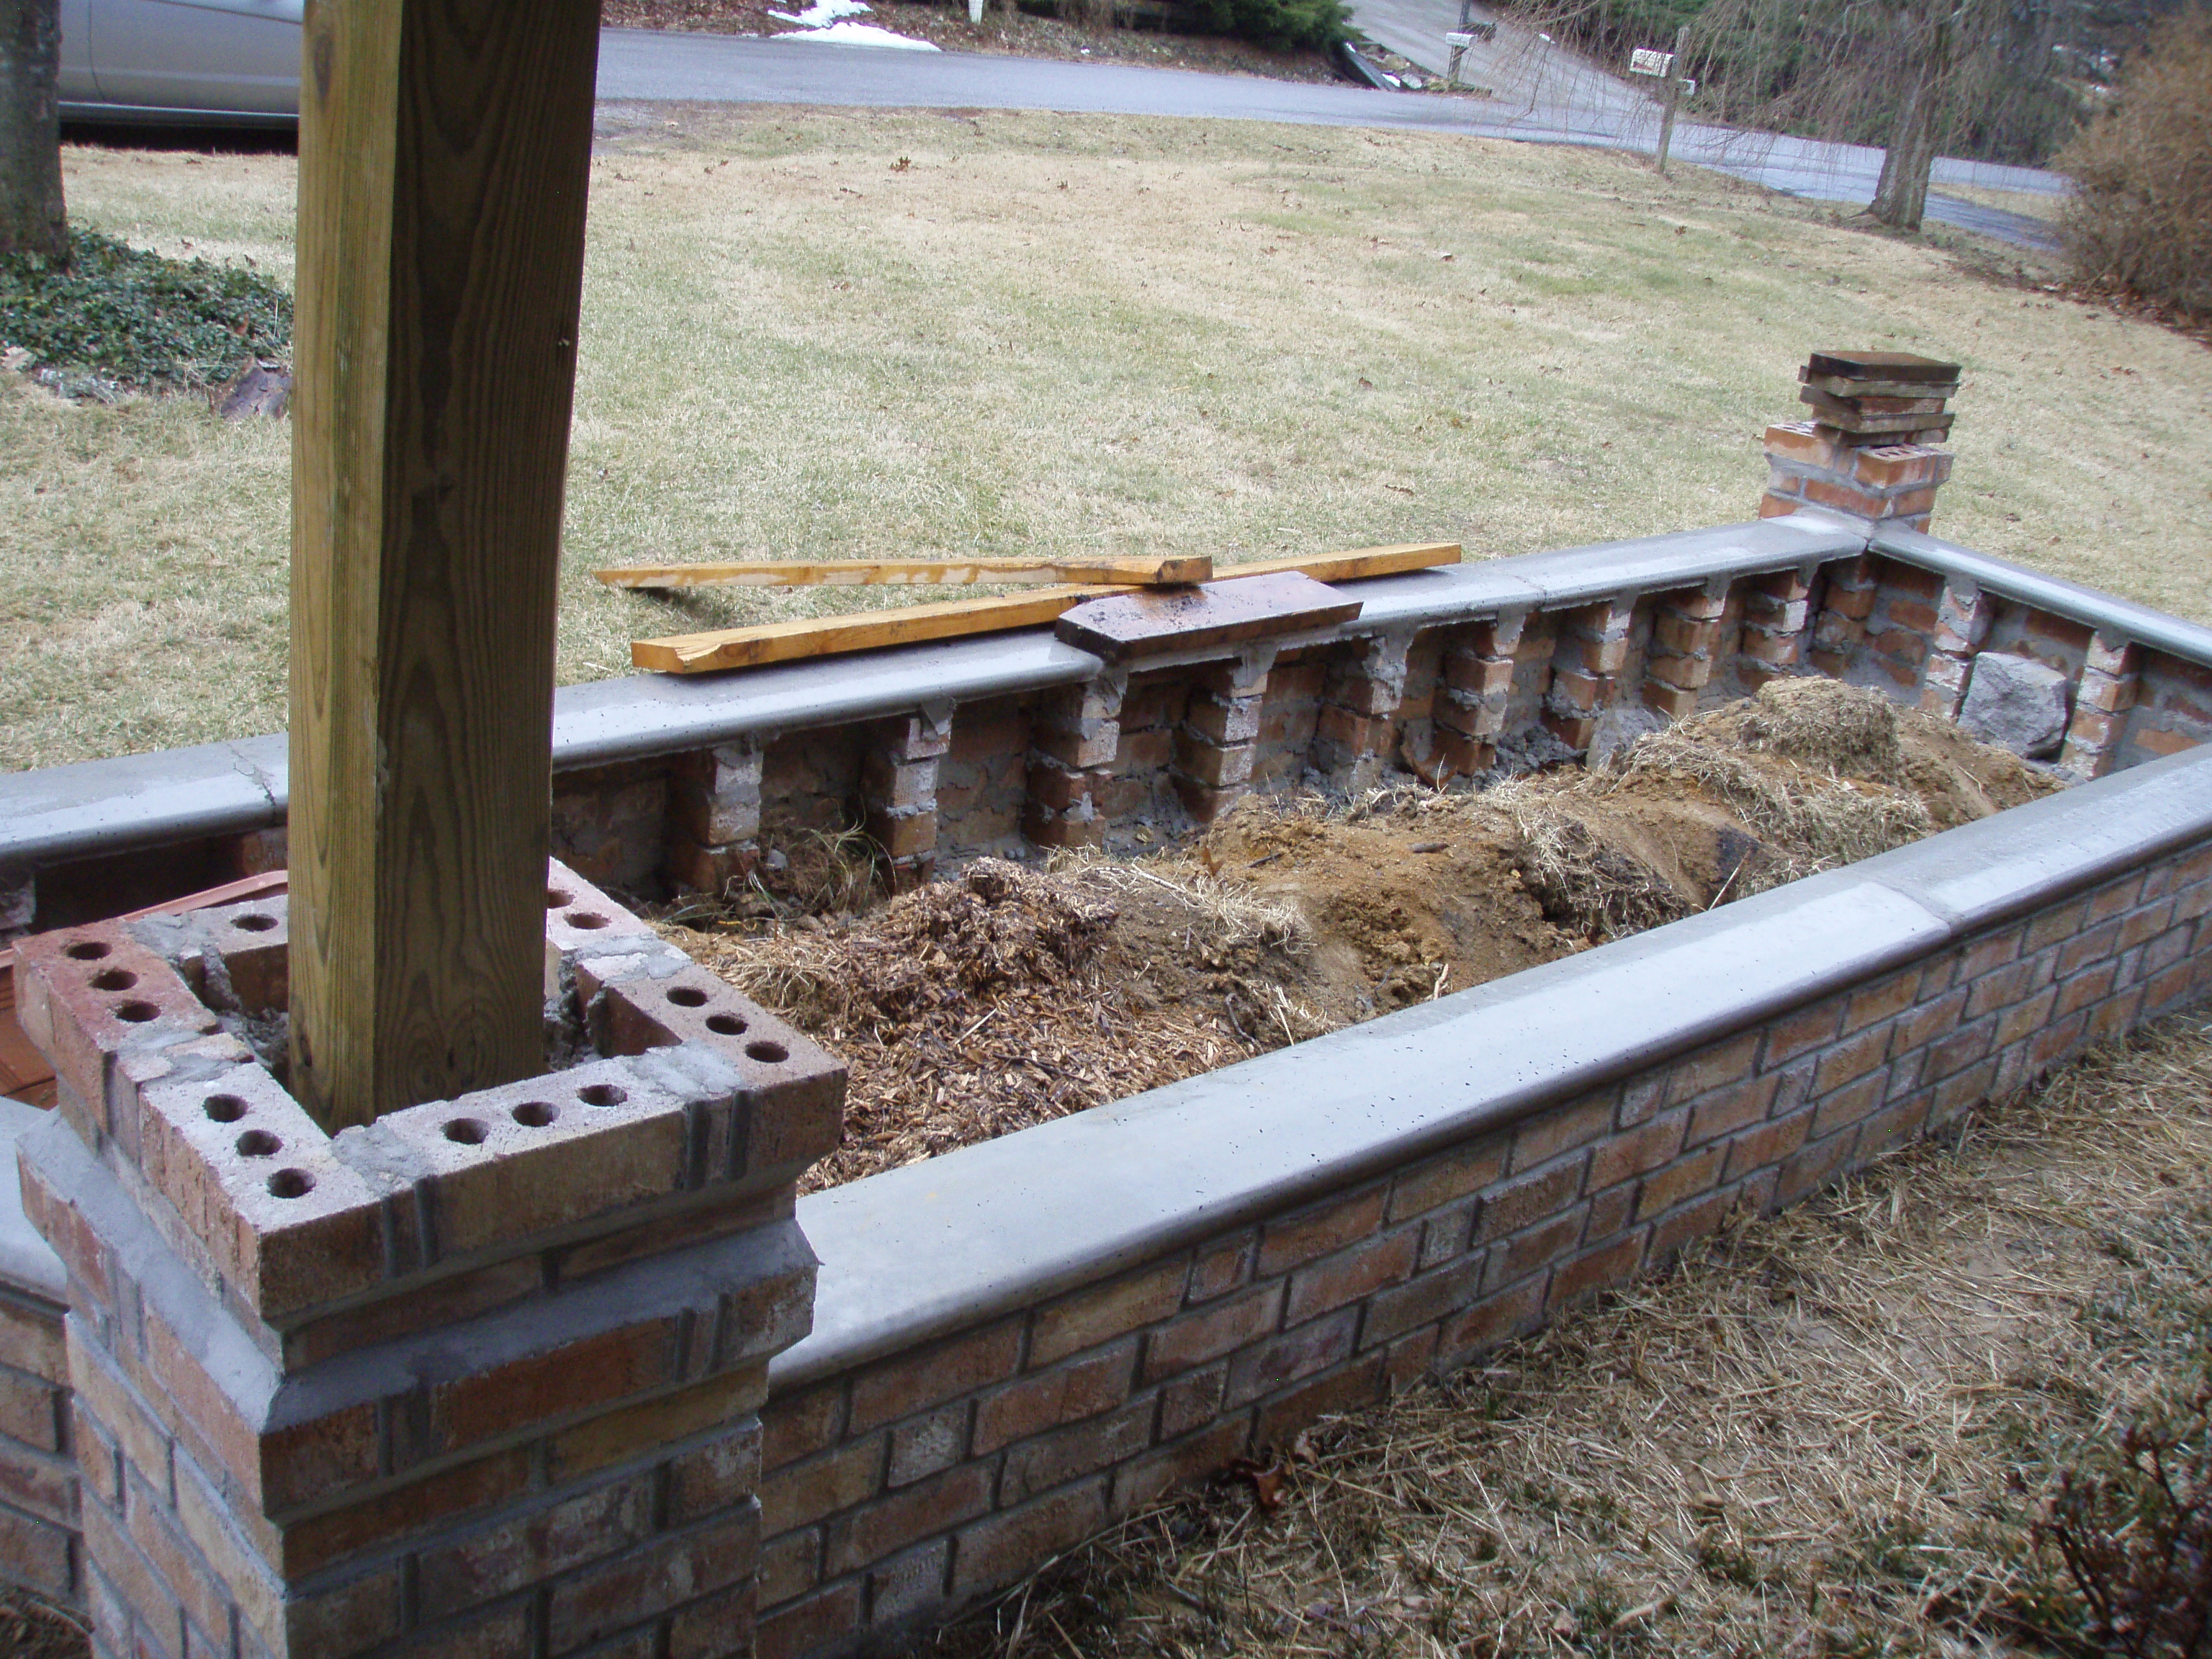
left=912, top=1014, right=2212, bottom=1659
left=4, top=108, right=2209, bottom=773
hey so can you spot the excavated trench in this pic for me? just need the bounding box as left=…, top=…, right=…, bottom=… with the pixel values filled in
left=660, top=680, right=2061, bottom=1192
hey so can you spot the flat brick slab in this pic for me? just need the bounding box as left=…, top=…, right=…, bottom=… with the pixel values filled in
left=1056, top=573, right=1361, bottom=661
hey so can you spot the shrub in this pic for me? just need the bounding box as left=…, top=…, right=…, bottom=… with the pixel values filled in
left=1180, top=0, right=1347, bottom=50
left=2035, top=1380, right=2212, bottom=1658
left=0, top=225, right=292, bottom=390
left=2057, top=8, right=2212, bottom=321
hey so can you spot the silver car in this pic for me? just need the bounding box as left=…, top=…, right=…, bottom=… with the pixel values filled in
left=59, top=0, right=302, bottom=123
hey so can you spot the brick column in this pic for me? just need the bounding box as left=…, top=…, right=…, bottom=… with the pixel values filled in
left=12, top=864, right=841, bottom=1659
left=1736, top=568, right=1815, bottom=690
left=1434, top=613, right=1526, bottom=779
left=1025, top=673, right=1126, bottom=851
left=1918, top=579, right=1994, bottom=718
left=1312, top=633, right=1413, bottom=791
left=1174, top=650, right=1272, bottom=824
left=1642, top=583, right=1727, bottom=719
left=2059, top=632, right=2141, bottom=779
left=1806, top=556, right=1879, bottom=677
left=667, top=738, right=765, bottom=896
left=1758, top=352, right=1959, bottom=531
left=1544, top=601, right=1633, bottom=751
left=863, top=709, right=952, bottom=891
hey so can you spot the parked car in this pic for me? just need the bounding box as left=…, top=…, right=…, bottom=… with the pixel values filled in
left=59, top=0, right=302, bottom=124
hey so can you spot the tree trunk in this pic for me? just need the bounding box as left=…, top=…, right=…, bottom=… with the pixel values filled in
left=1869, top=9, right=1956, bottom=231
left=0, top=0, right=67, bottom=261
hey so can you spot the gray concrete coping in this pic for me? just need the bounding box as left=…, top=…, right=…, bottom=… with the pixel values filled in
left=1871, top=524, right=2212, bottom=667
left=0, top=1099, right=66, bottom=1305
left=776, top=742, right=2212, bottom=1388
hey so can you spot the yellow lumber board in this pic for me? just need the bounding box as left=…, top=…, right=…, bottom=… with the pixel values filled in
left=595, top=554, right=1211, bottom=590
left=1226, top=541, right=1462, bottom=582
left=631, top=542, right=1465, bottom=675
left=632, top=588, right=1111, bottom=673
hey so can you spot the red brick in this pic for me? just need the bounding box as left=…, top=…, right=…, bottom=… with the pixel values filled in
left=849, top=1321, right=1022, bottom=1432
left=1647, top=1187, right=1741, bottom=1264
left=1141, top=1283, right=1282, bottom=1382
left=1112, top=1417, right=1251, bottom=1516
left=1475, top=1157, right=1585, bottom=1241
left=1490, top=1207, right=1588, bottom=1286
left=1553, top=1231, right=1646, bottom=1307
left=757, top=1581, right=862, bottom=1659
left=1814, top=1023, right=1892, bottom=1095
left=416, top=1470, right=661, bottom=1622
left=2055, top=961, right=2121, bottom=1020
left=951, top=1480, right=1107, bottom=1596
left=974, top=1341, right=1136, bottom=1455
left=1810, top=1067, right=1892, bottom=1141
left=1224, top=1308, right=1357, bottom=1407
left=1762, top=999, right=1844, bottom=1067
left=1282, top=1228, right=1419, bottom=1326
left=1389, top=1134, right=1509, bottom=1222
left=0, top=1364, right=60, bottom=1453
left=82, top=1497, right=182, bottom=1657
left=1683, top=1072, right=1781, bottom=1147
left=1029, top=1262, right=1186, bottom=1367
left=1664, top=1031, right=1761, bottom=1105
left=1890, top=985, right=1969, bottom=1056
left=1509, top=1092, right=1614, bottom=1172
left=0, top=1503, right=73, bottom=1604
left=1583, top=1182, right=1637, bottom=1241
left=999, top=1400, right=1154, bottom=1505
left=1717, top=1100, right=1808, bottom=1174
left=545, top=1506, right=760, bottom=1653
left=824, top=1462, right=992, bottom=1574
left=70, top=1343, right=170, bottom=1504
left=759, top=1437, right=882, bottom=1535
left=1992, top=987, right=2059, bottom=1052
left=667, top=1580, right=758, bottom=1659
left=760, top=1384, right=844, bottom=1474
left=1252, top=1353, right=1389, bottom=1449
left=1438, top=1275, right=1546, bottom=1362
left=1186, top=1236, right=1255, bottom=1302
left=1635, top=1145, right=1726, bottom=1221
left=1256, top=1184, right=1388, bottom=1276
left=757, top=1527, right=819, bottom=1608
left=0, top=1437, right=76, bottom=1527
left=0, top=1297, right=65, bottom=1385
left=282, top=1449, right=530, bottom=1578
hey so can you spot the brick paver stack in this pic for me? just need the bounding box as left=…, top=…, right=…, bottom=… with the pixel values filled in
left=1759, top=349, right=1961, bottom=531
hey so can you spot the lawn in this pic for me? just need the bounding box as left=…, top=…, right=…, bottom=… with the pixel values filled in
left=2, top=105, right=2207, bottom=774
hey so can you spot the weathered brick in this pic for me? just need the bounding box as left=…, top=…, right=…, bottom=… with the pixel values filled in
left=1112, top=1417, right=1252, bottom=1516
left=1282, top=1228, right=1419, bottom=1326
left=1509, top=1092, right=1614, bottom=1172
left=1663, top=1032, right=1762, bottom=1106
left=0, top=1364, right=62, bottom=1454
left=1223, top=1307, right=1358, bottom=1407
left=825, top=1462, right=992, bottom=1575
left=1775, top=1129, right=1855, bottom=1208
left=1761, top=999, right=1844, bottom=1068
left=1967, top=950, right=2056, bottom=1017
left=757, top=1527, right=820, bottom=1609
left=1551, top=1231, right=1646, bottom=1307
left=999, top=1400, right=1154, bottom=1505
left=1157, top=1364, right=1228, bottom=1439
left=1253, top=1353, right=1389, bottom=1449
left=1029, top=1262, right=1187, bottom=1367
left=1647, top=1186, right=1742, bottom=1264
left=1635, top=1144, right=1727, bottom=1221
left=418, top=1471, right=656, bottom=1620
left=1437, top=1274, right=1547, bottom=1362
left=1141, top=1283, right=1282, bottom=1382
left=1683, top=1072, right=1779, bottom=1148
left=849, top=1322, right=1022, bottom=1433
left=1185, top=1236, right=1254, bottom=1303
left=545, top=1505, right=760, bottom=1654
left=1256, top=1185, right=1388, bottom=1276
left=757, top=1579, right=862, bottom=1659
left=667, top=1580, right=757, bottom=1659
left=884, top=1402, right=970, bottom=1491
left=0, top=1297, right=65, bottom=1385
left=759, top=1437, right=883, bottom=1536
left=1814, top=1022, right=1893, bottom=1095
left=951, top=1480, right=1107, bottom=1596
left=1475, top=1157, right=1586, bottom=1241
left=1488, top=1207, right=1588, bottom=1287
left=282, top=1449, right=531, bottom=1579
left=550, top=1367, right=768, bottom=1484
left=70, top=1341, right=171, bottom=1507
left=0, top=1503, right=75, bottom=1604
left=974, top=1341, right=1136, bottom=1456
left=1388, top=1133, right=1509, bottom=1223
left=667, top=1419, right=766, bottom=1526
left=1890, top=984, right=1969, bottom=1056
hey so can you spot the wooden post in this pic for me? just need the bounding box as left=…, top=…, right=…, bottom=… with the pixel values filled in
left=1654, top=23, right=1688, bottom=175
left=288, top=0, right=601, bottom=1130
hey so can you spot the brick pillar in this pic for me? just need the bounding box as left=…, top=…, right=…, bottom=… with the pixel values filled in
left=1025, top=673, right=1126, bottom=850
left=1760, top=426, right=1955, bottom=530
left=12, top=865, right=841, bottom=1659
left=1543, top=601, right=1633, bottom=751
left=1174, top=650, right=1272, bottom=824
left=1806, top=555, right=1879, bottom=676
left=1434, top=613, right=1526, bottom=779
left=1736, top=568, right=1815, bottom=690
left=1312, top=633, right=1413, bottom=791
left=862, top=709, right=952, bottom=891
left=1918, top=579, right=1994, bottom=718
left=2059, top=631, right=2141, bottom=779
left=668, top=738, right=765, bottom=896
left=1642, top=583, right=1727, bottom=719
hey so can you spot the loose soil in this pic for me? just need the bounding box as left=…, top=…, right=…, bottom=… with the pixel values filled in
left=662, top=682, right=2059, bottom=1192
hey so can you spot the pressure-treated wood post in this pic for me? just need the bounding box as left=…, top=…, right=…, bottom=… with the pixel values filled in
left=288, top=0, right=601, bottom=1129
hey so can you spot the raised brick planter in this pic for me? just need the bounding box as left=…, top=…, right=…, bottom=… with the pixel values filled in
left=6, top=864, right=843, bottom=1659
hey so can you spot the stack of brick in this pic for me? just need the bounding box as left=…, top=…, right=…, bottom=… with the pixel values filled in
left=1172, top=652, right=1273, bottom=824
left=1025, top=679, right=1124, bottom=850
left=9, top=862, right=843, bottom=1659
left=1310, top=634, right=1413, bottom=791
left=667, top=739, right=765, bottom=896
left=1760, top=350, right=1961, bottom=531
left=862, top=709, right=953, bottom=889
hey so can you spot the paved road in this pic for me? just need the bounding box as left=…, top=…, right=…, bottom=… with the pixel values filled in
left=595, top=24, right=2063, bottom=251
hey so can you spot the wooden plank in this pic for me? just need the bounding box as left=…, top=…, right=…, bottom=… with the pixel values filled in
left=593, top=554, right=1213, bottom=590
left=631, top=543, right=1462, bottom=676
left=1057, top=572, right=1362, bottom=660
left=634, top=590, right=1099, bottom=673
left=289, top=0, right=601, bottom=1130
left=1223, top=541, right=1462, bottom=583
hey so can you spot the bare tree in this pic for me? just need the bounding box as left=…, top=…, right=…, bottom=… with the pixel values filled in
left=0, top=0, right=67, bottom=261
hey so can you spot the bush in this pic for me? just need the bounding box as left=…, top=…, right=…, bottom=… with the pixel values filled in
left=0, top=225, right=292, bottom=390
left=1180, top=0, right=1346, bottom=50
left=2057, top=9, right=2212, bottom=321
left=2035, top=1380, right=2212, bottom=1658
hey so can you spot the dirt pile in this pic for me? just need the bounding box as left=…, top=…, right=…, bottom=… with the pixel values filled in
left=665, top=683, right=2065, bottom=1189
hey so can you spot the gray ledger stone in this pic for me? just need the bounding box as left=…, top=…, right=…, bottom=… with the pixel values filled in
left=1959, top=652, right=2072, bottom=757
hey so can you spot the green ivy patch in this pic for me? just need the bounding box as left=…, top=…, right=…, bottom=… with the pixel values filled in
left=0, top=225, right=291, bottom=391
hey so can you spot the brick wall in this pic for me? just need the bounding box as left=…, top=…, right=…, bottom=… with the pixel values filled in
left=0, top=1099, right=73, bottom=1611
left=748, top=750, right=2212, bottom=1658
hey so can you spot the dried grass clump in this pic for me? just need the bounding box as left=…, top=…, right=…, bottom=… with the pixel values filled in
left=1738, top=677, right=1903, bottom=778
left=1058, top=853, right=1311, bottom=966
left=2058, top=9, right=2212, bottom=322
left=910, top=1017, right=2212, bottom=1659
left=1487, top=777, right=1695, bottom=940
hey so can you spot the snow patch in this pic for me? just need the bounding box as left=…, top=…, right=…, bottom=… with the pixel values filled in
left=769, top=20, right=941, bottom=46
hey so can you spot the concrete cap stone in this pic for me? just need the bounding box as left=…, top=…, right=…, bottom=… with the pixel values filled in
left=0, top=1097, right=67, bottom=1303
